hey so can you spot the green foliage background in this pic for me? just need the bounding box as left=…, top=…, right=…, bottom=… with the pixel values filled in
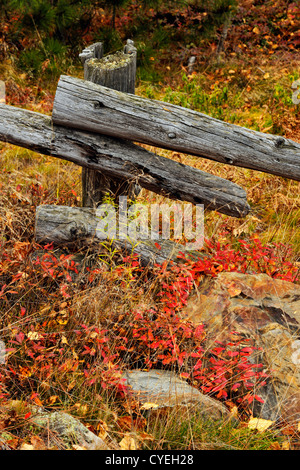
left=0, top=0, right=237, bottom=78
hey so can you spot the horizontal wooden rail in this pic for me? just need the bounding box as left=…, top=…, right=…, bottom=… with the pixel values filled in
left=0, top=103, right=249, bottom=217
left=52, top=75, right=300, bottom=182
left=35, top=205, right=202, bottom=266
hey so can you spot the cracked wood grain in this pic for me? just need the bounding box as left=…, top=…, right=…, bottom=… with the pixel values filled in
left=0, top=103, right=249, bottom=217
left=52, top=75, right=300, bottom=182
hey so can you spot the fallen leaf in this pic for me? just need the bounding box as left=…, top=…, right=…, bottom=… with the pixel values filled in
left=180, top=372, right=189, bottom=379
left=19, top=443, right=34, bottom=450
left=96, top=419, right=109, bottom=440
left=281, top=424, right=297, bottom=435
left=248, top=417, right=274, bottom=432
left=140, top=402, right=160, bottom=410
left=27, top=331, right=42, bottom=341
left=117, top=416, right=132, bottom=431
left=119, top=434, right=139, bottom=450
left=30, top=393, right=43, bottom=407
left=229, top=405, right=239, bottom=419
left=6, top=437, right=20, bottom=449
left=61, top=335, right=68, bottom=345
left=281, top=440, right=290, bottom=450
left=30, top=435, right=47, bottom=450
left=47, top=395, right=58, bottom=405
left=227, top=283, right=242, bottom=298
left=268, top=441, right=281, bottom=450
left=137, top=431, right=155, bottom=441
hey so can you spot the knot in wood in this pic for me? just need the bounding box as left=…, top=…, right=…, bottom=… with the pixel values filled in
left=275, top=137, right=285, bottom=148
left=93, top=101, right=105, bottom=109
left=168, top=132, right=176, bottom=139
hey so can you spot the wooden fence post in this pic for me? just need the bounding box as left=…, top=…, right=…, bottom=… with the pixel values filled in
left=80, top=39, right=140, bottom=208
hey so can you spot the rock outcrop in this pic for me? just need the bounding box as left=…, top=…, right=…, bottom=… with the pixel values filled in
left=123, top=369, right=237, bottom=423
left=182, top=272, right=300, bottom=424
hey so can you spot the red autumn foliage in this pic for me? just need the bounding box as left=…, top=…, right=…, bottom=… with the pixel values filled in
left=0, top=176, right=297, bottom=418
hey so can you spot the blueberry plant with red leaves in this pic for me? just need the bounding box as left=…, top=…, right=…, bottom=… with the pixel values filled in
left=0, top=200, right=297, bottom=416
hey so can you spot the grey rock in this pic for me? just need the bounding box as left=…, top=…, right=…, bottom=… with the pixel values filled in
left=31, top=410, right=113, bottom=450
left=123, top=369, right=237, bottom=423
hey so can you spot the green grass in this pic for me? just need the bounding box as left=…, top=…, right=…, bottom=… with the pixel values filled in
left=142, top=408, right=282, bottom=450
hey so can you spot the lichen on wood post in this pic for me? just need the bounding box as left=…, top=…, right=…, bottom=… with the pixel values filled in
left=80, top=40, right=140, bottom=208
left=79, top=42, right=104, bottom=66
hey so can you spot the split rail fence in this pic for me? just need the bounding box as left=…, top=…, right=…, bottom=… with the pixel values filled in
left=1, top=40, right=300, bottom=264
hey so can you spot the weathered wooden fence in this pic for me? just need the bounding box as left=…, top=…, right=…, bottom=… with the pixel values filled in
left=1, top=40, right=300, bottom=264
left=80, top=39, right=140, bottom=207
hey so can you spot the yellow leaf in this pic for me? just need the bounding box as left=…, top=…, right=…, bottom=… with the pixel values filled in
left=72, top=444, right=87, bottom=450
left=97, top=420, right=109, bottom=440
left=72, top=350, right=78, bottom=360
left=27, top=331, right=42, bottom=341
left=74, top=403, right=88, bottom=415
left=263, top=72, right=270, bottom=79
left=233, top=224, right=250, bottom=237
left=230, top=405, right=239, bottom=419
left=281, top=440, right=290, bottom=450
left=253, top=26, right=260, bottom=34
left=20, top=443, right=35, bottom=450
left=248, top=417, right=274, bottom=432
left=61, top=335, right=68, bottom=345
left=229, top=69, right=236, bottom=74
left=140, top=402, right=160, bottom=410
left=48, top=395, right=58, bottom=405
left=19, top=366, right=32, bottom=377
left=119, top=434, right=139, bottom=450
